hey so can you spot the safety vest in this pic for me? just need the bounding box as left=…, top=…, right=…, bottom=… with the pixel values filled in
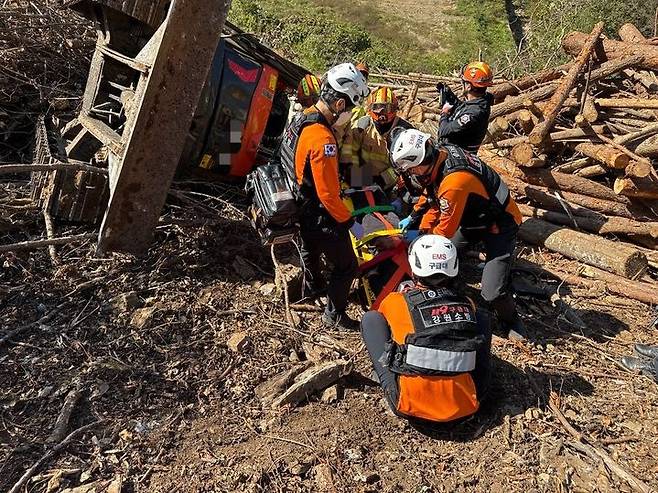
left=280, top=111, right=325, bottom=217
left=380, top=287, right=488, bottom=422
left=440, top=145, right=510, bottom=211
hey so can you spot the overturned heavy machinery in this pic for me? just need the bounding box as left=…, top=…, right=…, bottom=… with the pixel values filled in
left=31, top=0, right=306, bottom=254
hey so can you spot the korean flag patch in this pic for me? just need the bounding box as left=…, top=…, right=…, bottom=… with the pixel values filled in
left=324, top=144, right=337, bottom=157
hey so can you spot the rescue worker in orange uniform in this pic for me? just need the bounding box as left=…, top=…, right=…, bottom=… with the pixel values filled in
left=280, top=63, right=370, bottom=330
left=437, top=61, right=495, bottom=153
left=361, top=234, right=492, bottom=423
left=340, top=86, right=413, bottom=190
left=391, top=129, right=527, bottom=340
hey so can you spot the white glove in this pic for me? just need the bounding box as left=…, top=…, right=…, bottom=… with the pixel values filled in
left=441, top=102, right=454, bottom=115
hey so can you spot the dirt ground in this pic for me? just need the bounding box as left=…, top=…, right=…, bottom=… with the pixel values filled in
left=1, top=181, right=657, bottom=493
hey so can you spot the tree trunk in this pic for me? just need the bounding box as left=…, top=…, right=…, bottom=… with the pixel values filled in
left=595, top=98, right=658, bottom=109
left=635, top=134, right=658, bottom=157
left=625, top=160, right=654, bottom=178
left=490, top=54, right=643, bottom=120
left=618, top=23, right=648, bottom=44
left=518, top=218, right=647, bottom=278
left=488, top=63, right=571, bottom=102
left=518, top=110, right=536, bottom=133
left=479, top=148, right=629, bottom=203
left=582, top=97, right=599, bottom=122
left=490, top=83, right=557, bottom=119
left=518, top=204, right=658, bottom=238
left=485, top=124, right=608, bottom=149
left=484, top=117, right=509, bottom=143
left=516, top=259, right=658, bottom=305
left=614, top=122, right=658, bottom=145
left=574, top=142, right=630, bottom=169
left=614, top=173, right=658, bottom=200
left=528, top=23, right=604, bottom=146
left=575, top=164, right=607, bottom=178
left=553, top=157, right=592, bottom=173
left=510, top=143, right=537, bottom=166
left=562, top=32, right=658, bottom=71
left=504, top=177, right=654, bottom=221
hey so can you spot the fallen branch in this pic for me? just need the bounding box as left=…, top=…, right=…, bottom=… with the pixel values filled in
left=0, top=302, right=68, bottom=347
left=547, top=395, right=652, bottom=493
left=47, top=384, right=83, bottom=444
left=528, top=22, right=604, bottom=146
left=0, top=162, right=108, bottom=175
left=8, top=420, right=106, bottom=493
left=272, top=360, right=353, bottom=408
left=0, top=233, right=96, bottom=253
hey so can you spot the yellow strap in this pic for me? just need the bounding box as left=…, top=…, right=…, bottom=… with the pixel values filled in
left=354, top=229, right=402, bottom=249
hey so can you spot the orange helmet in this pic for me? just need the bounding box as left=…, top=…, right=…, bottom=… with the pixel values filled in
left=367, top=86, right=398, bottom=125
left=461, top=61, right=494, bottom=88
left=297, top=74, right=321, bottom=107
left=355, top=61, right=370, bottom=78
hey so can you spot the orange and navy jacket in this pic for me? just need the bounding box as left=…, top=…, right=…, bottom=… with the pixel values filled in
left=283, top=107, right=352, bottom=226
left=378, top=287, right=485, bottom=422
left=413, top=147, right=522, bottom=238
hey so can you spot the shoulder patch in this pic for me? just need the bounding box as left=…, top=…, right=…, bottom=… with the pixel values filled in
left=324, top=143, right=337, bottom=157
left=458, top=114, right=471, bottom=126
left=439, top=197, right=450, bottom=213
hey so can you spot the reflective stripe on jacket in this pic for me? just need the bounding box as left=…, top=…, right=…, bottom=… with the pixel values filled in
left=378, top=287, right=486, bottom=422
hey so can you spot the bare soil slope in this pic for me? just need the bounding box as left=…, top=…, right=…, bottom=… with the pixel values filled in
left=2, top=183, right=657, bottom=493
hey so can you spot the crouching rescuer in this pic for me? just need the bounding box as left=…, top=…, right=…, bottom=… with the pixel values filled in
left=280, top=63, right=370, bottom=330
left=361, top=235, right=492, bottom=423
left=391, top=129, right=527, bottom=340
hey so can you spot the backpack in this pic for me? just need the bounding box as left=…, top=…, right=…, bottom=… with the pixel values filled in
left=245, top=158, right=300, bottom=245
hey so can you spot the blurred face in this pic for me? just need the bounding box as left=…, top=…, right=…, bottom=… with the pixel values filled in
left=369, top=102, right=395, bottom=125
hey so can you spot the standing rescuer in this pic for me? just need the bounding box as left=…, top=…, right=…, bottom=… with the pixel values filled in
left=280, top=63, right=370, bottom=330
left=391, top=129, right=527, bottom=340
left=437, top=61, right=495, bottom=153
left=361, top=235, right=492, bottom=423
left=341, top=86, right=413, bottom=189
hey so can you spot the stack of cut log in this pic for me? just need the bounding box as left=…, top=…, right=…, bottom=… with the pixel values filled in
left=373, top=22, right=658, bottom=303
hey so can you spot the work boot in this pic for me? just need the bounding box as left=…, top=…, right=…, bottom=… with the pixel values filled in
left=505, top=318, right=528, bottom=341
left=620, top=355, right=656, bottom=376
left=491, top=295, right=528, bottom=341
left=635, top=344, right=658, bottom=359
left=321, top=311, right=360, bottom=331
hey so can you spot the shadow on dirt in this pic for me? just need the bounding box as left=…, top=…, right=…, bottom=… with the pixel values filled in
left=407, top=356, right=594, bottom=441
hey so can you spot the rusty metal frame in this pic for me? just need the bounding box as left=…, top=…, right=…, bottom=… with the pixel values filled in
left=94, top=0, right=232, bottom=254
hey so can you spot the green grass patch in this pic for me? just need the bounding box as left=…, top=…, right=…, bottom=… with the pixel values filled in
left=228, top=0, right=516, bottom=75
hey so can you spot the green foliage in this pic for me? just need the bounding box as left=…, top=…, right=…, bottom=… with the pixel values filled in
left=229, top=0, right=460, bottom=74
left=449, top=0, right=517, bottom=65
left=229, top=0, right=657, bottom=77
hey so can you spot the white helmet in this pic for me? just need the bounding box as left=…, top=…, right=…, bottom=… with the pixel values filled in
left=324, top=63, right=370, bottom=106
left=408, top=235, right=459, bottom=278
left=390, top=129, right=434, bottom=171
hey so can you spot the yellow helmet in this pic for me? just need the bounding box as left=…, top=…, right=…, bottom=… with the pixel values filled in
left=367, top=86, right=398, bottom=125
